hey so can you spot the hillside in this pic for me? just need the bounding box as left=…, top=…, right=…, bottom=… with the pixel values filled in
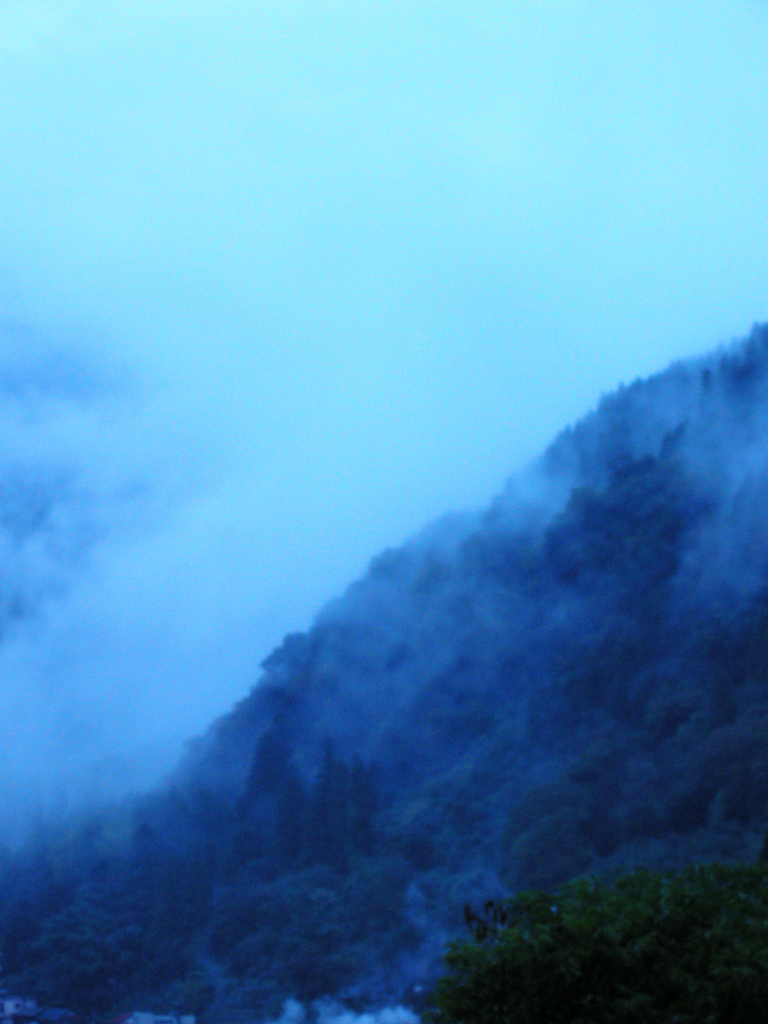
left=4, top=325, right=768, bottom=1020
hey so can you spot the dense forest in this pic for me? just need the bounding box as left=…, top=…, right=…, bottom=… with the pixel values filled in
left=434, top=860, right=768, bottom=1023
left=4, top=325, right=768, bottom=1020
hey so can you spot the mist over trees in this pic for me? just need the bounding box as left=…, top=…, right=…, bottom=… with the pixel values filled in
left=4, top=325, right=768, bottom=1018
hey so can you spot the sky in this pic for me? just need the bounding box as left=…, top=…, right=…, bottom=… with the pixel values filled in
left=0, top=0, right=768, bottom=825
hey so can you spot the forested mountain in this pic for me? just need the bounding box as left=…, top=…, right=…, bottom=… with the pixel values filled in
left=5, top=325, right=768, bottom=1021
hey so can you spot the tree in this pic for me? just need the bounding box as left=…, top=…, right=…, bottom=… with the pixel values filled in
left=432, top=862, right=768, bottom=1024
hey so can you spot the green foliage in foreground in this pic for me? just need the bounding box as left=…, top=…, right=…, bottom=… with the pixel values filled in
left=432, top=862, right=768, bottom=1024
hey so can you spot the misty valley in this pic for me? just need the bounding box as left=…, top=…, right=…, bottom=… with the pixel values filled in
left=5, top=325, right=768, bottom=1021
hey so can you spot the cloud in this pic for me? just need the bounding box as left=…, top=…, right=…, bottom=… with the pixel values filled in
left=1, top=0, right=768, bottom=834
left=0, top=324, right=268, bottom=833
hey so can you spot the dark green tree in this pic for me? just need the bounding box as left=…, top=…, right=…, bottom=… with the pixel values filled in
left=433, top=863, right=768, bottom=1024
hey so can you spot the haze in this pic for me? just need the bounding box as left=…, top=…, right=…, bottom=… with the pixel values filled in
left=0, top=0, right=767, bottom=828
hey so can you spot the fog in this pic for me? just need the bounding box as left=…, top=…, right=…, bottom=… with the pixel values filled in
left=262, top=1001, right=417, bottom=1024
left=0, top=0, right=767, bottom=826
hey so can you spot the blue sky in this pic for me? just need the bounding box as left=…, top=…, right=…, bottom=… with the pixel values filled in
left=0, top=0, right=767, bottom=817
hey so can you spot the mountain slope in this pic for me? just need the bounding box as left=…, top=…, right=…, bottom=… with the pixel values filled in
left=5, top=324, right=768, bottom=1020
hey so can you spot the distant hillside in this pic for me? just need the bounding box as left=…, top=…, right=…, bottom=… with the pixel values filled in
left=4, top=324, right=768, bottom=1021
